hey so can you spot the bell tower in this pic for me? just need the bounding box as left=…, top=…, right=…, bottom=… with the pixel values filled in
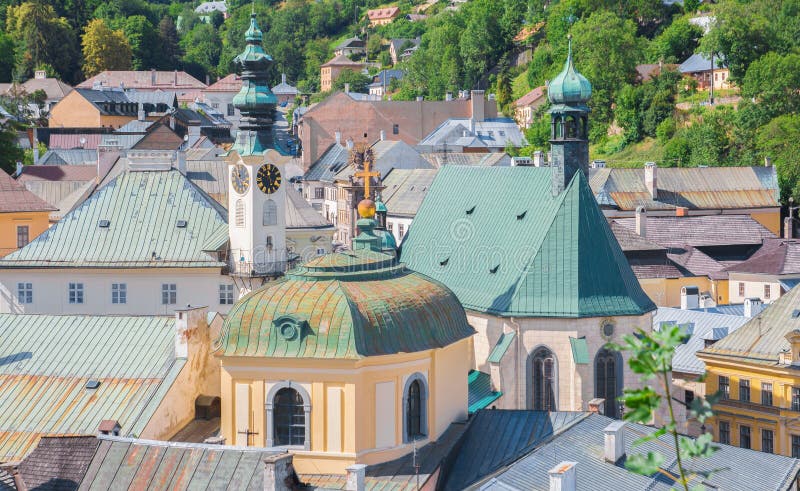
left=548, top=35, right=592, bottom=196
left=227, top=14, right=287, bottom=278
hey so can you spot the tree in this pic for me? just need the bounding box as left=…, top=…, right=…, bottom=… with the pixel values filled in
left=614, top=324, right=718, bottom=490
left=6, top=1, right=79, bottom=82
left=757, top=114, right=800, bottom=201
left=647, top=18, right=702, bottom=64
left=180, top=23, right=222, bottom=81
left=0, top=122, right=24, bottom=176
left=741, top=52, right=800, bottom=122
left=121, top=15, right=159, bottom=70
left=82, top=18, right=133, bottom=77
left=0, top=32, right=14, bottom=83
left=157, top=16, right=182, bottom=69
left=332, top=69, right=372, bottom=93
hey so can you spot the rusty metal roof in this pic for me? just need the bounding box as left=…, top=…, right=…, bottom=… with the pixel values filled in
left=0, top=314, right=185, bottom=462
left=216, top=249, right=474, bottom=359
left=588, top=166, right=779, bottom=211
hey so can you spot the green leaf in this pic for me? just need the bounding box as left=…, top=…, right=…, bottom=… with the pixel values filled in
left=620, top=387, right=661, bottom=423
left=625, top=451, right=665, bottom=476
left=680, top=434, right=718, bottom=460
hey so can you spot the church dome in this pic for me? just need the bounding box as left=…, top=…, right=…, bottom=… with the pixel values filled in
left=548, top=36, right=592, bottom=105
left=215, top=249, right=474, bottom=359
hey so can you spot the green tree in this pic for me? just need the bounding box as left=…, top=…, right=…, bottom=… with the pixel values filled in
left=121, top=15, right=159, bottom=70
left=81, top=18, right=132, bottom=77
left=0, top=122, right=24, bottom=176
left=741, top=52, right=800, bottom=122
left=157, top=16, right=182, bottom=69
left=0, top=32, right=15, bottom=83
left=614, top=324, right=718, bottom=490
left=332, top=69, right=372, bottom=93
left=181, top=23, right=221, bottom=81
left=757, top=114, right=800, bottom=201
left=647, top=18, right=702, bottom=64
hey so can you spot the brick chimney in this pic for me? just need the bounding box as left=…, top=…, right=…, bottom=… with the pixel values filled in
left=174, top=305, right=209, bottom=359
left=470, top=90, right=485, bottom=122
left=548, top=462, right=577, bottom=491
left=635, top=206, right=646, bottom=237
left=603, top=421, right=626, bottom=463
left=346, top=464, right=366, bottom=491
left=262, top=453, right=298, bottom=491
left=587, top=398, right=605, bottom=414
left=644, top=162, right=657, bottom=199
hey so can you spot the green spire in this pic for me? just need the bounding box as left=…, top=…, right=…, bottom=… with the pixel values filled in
left=547, top=35, right=592, bottom=106
left=244, top=12, right=263, bottom=43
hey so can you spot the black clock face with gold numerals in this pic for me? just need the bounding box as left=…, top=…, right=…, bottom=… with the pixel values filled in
left=256, top=163, right=281, bottom=194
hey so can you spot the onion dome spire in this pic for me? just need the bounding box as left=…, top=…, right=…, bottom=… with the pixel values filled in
left=548, top=35, right=592, bottom=106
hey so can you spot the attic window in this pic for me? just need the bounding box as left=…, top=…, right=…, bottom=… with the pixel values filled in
left=86, top=380, right=101, bottom=390
left=489, top=265, right=499, bottom=274
left=793, top=310, right=800, bottom=318
left=176, top=220, right=188, bottom=228
left=466, top=206, right=476, bottom=215
left=517, top=211, right=527, bottom=220
left=98, top=220, right=110, bottom=228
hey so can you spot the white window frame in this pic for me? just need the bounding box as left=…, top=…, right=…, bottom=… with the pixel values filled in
left=17, top=282, right=32, bottom=304
left=161, top=283, right=177, bottom=305
left=112, top=283, right=127, bottom=304
left=68, top=283, right=84, bottom=304
left=219, top=284, right=235, bottom=305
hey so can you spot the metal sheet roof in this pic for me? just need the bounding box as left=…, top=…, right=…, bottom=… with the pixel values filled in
left=613, top=215, right=775, bottom=249
left=77, top=436, right=279, bottom=490
left=654, top=307, right=748, bottom=375
left=0, top=314, right=184, bottom=462
left=569, top=337, right=590, bottom=364
left=381, top=168, right=438, bottom=218
left=468, top=370, right=502, bottom=413
left=478, top=413, right=800, bottom=491
left=0, top=171, right=56, bottom=214
left=302, top=144, right=349, bottom=183
left=400, top=167, right=655, bottom=317
left=39, top=149, right=97, bottom=166
left=487, top=331, right=515, bottom=363
left=1, top=170, right=226, bottom=269
left=419, top=118, right=527, bottom=149
left=49, top=134, right=102, bottom=150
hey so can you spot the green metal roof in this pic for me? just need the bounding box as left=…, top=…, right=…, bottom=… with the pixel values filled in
left=1, top=170, right=227, bottom=269
left=468, top=370, right=502, bottom=414
left=570, top=336, right=590, bottom=364
left=487, top=331, right=516, bottom=363
left=400, top=166, right=655, bottom=318
left=0, top=314, right=185, bottom=462
left=216, top=249, right=475, bottom=360
left=548, top=38, right=591, bottom=106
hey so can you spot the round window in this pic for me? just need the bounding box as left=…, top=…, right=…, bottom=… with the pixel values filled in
left=602, top=322, right=615, bottom=338
left=280, top=322, right=299, bottom=341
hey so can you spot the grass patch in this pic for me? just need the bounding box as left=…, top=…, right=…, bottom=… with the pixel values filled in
left=677, top=88, right=738, bottom=104
left=590, top=137, right=667, bottom=168
left=512, top=71, right=531, bottom=101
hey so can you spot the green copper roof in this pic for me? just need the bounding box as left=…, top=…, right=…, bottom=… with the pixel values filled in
left=1, top=170, right=227, bottom=268
left=232, top=82, right=277, bottom=108
left=487, top=331, right=516, bottom=363
left=215, top=249, right=474, bottom=359
left=548, top=37, right=592, bottom=106
left=245, top=13, right=263, bottom=42
left=570, top=336, right=590, bottom=364
left=400, top=166, right=655, bottom=318
left=468, top=370, right=502, bottom=414
left=0, top=314, right=184, bottom=461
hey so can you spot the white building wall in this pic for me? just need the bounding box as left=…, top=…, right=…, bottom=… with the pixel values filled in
left=0, top=267, right=236, bottom=315
left=728, top=272, right=793, bottom=304
left=385, top=215, right=413, bottom=246
left=202, top=91, right=241, bottom=130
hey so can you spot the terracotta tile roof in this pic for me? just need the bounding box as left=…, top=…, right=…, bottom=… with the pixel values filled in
left=18, top=78, right=72, bottom=100
left=513, top=21, right=544, bottom=43
left=321, top=54, right=365, bottom=67
left=0, top=171, right=56, bottom=213
left=15, top=436, right=99, bottom=490
left=367, top=6, right=400, bottom=20
left=77, top=71, right=206, bottom=90
left=612, top=215, right=775, bottom=249
left=724, top=238, right=800, bottom=275
left=204, top=73, right=241, bottom=92
left=514, top=86, right=545, bottom=107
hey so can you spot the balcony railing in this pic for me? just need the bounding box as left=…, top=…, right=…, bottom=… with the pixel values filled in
left=717, top=397, right=781, bottom=415
left=228, top=258, right=287, bottom=277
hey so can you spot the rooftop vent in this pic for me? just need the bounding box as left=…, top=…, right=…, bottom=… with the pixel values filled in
left=793, top=310, right=800, bottom=318
left=86, top=380, right=101, bottom=390
left=439, top=257, right=449, bottom=266
left=489, top=265, right=499, bottom=274
left=98, top=219, right=110, bottom=228
left=176, top=219, right=188, bottom=228
left=466, top=206, right=476, bottom=215
left=517, top=211, right=527, bottom=220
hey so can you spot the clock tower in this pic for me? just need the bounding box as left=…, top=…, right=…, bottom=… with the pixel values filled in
left=227, top=14, right=287, bottom=278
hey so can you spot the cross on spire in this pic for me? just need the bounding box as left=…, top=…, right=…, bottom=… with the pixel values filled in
left=353, top=146, right=379, bottom=198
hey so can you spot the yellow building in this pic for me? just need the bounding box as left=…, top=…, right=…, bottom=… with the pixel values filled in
left=0, top=170, right=54, bottom=257
left=49, top=88, right=139, bottom=128
left=216, top=202, right=474, bottom=475
left=319, top=55, right=365, bottom=92
left=698, top=284, right=800, bottom=456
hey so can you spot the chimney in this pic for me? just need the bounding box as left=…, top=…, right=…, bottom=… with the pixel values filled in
left=644, top=162, right=657, bottom=199
left=603, top=421, right=626, bottom=464
left=282, top=73, right=287, bottom=84
left=138, top=103, right=145, bottom=121
left=470, top=90, right=485, bottom=122
left=635, top=206, right=647, bottom=237
left=533, top=150, right=544, bottom=167
left=345, top=464, right=366, bottom=491
left=744, top=297, right=764, bottom=318
left=675, top=206, right=688, bottom=217
left=262, top=453, right=297, bottom=491
left=346, top=138, right=354, bottom=150
left=445, top=92, right=453, bottom=101
left=587, top=398, right=605, bottom=414
left=174, top=69, right=178, bottom=86
left=379, top=129, right=386, bottom=141
left=784, top=330, right=800, bottom=366
left=34, top=70, right=46, bottom=79
left=344, top=83, right=350, bottom=94
left=416, top=96, right=423, bottom=101
left=177, top=151, right=187, bottom=175
left=174, top=305, right=208, bottom=359
left=151, top=68, right=156, bottom=86
left=97, top=420, right=121, bottom=436
left=785, top=217, right=793, bottom=239
left=15, top=161, right=23, bottom=177
left=335, top=131, right=342, bottom=145
left=33, top=143, right=39, bottom=165
left=548, top=462, right=577, bottom=491
left=680, top=286, right=699, bottom=310
left=765, top=156, right=772, bottom=167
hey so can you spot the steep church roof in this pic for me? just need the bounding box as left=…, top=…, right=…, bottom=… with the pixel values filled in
left=400, top=166, right=655, bottom=317
left=216, top=249, right=474, bottom=359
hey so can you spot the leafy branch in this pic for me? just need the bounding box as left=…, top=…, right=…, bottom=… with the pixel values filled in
left=613, top=324, right=719, bottom=491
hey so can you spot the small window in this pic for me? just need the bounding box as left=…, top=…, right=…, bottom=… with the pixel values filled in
left=398, top=223, right=405, bottom=239
left=719, top=376, right=729, bottom=400
left=719, top=420, right=730, bottom=444
left=161, top=284, right=177, bottom=305
left=793, top=387, right=800, bottom=411
left=176, top=220, right=188, bottom=228
left=762, top=382, right=773, bottom=406
left=112, top=283, right=127, bottom=304
left=273, top=388, right=306, bottom=446
left=685, top=390, right=694, bottom=407
left=739, top=425, right=751, bottom=449
left=69, top=283, right=84, bottom=304
left=16, top=226, right=29, bottom=248
left=739, top=379, right=750, bottom=402
left=219, top=284, right=235, bottom=305
left=314, top=188, right=324, bottom=199
left=316, top=247, right=325, bottom=255
left=235, top=200, right=245, bottom=228
left=793, top=434, right=800, bottom=458
left=762, top=429, right=774, bottom=453
left=404, top=375, right=428, bottom=442
left=227, top=104, right=234, bottom=116
left=392, top=124, right=399, bottom=135
left=739, top=282, right=745, bottom=297
left=98, top=219, right=110, bottom=228
left=764, top=284, right=771, bottom=299
left=266, top=235, right=274, bottom=250
left=17, top=283, right=32, bottom=304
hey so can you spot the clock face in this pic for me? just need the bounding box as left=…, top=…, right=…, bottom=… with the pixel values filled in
left=231, top=164, right=250, bottom=195
left=257, top=163, right=282, bottom=194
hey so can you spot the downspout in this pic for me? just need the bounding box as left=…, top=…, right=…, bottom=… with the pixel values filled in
left=510, top=316, right=522, bottom=409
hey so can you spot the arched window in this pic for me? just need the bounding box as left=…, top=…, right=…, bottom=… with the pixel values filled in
left=530, top=347, right=557, bottom=411
left=595, top=347, right=623, bottom=418
left=273, top=388, right=305, bottom=446
left=235, top=199, right=245, bottom=228
left=403, top=373, right=428, bottom=442
left=263, top=199, right=277, bottom=226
